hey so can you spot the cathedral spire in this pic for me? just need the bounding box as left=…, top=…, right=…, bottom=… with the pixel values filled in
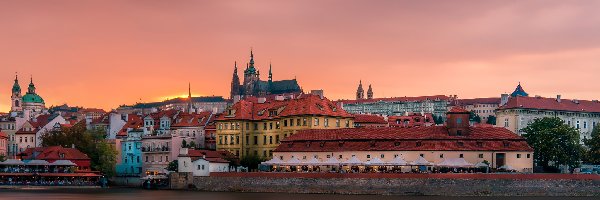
left=188, top=82, right=193, bottom=113
left=27, top=75, right=36, bottom=94
left=268, top=62, right=272, bottom=82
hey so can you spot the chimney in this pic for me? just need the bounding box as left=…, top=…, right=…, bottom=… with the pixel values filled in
left=557, top=95, right=561, bottom=103
left=180, top=148, right=189, bottom=155
left=257, top=97, right=266, bottom=104
left=275, top=95, right=284, bottom=101
left=500, top=94, right=509, bottom=106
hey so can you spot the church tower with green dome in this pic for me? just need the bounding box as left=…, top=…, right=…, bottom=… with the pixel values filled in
left=19, top=76, right=46, bottom=119
left=11, top=74, right=23, bottom=112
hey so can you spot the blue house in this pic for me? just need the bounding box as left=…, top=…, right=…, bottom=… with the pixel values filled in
left=116, top=128, right=144, bottom=176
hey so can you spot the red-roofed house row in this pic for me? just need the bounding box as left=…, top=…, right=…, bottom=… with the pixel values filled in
left=274, top=108, right=534, bottom=172
left=216, top=94, right=354, bottom=158
left=17, top=146, right=91, bottom=171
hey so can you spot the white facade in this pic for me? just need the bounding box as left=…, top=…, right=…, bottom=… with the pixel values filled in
left=178, top=156, right=229, bottom=177
left=108, top=113, right=127, bottom=139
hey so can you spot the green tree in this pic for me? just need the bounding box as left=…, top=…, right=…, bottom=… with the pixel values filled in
left=521, top=117, right=583, bottom=170
left=181, top=140, right=187, bottom=148
left=486, top=115, right=497, bottom=125
left=188, top=141, right=196, bottom=149
left=584, top=125, right=600, bottom=164
left=240, top=154, right=266, bottom=171
left=166, top=160, right=178, bottom=172
left=469, top=112, right=481, bottom=123
left=41, top=123, right=118, bottom=176
left=0, top=154, right=6, bottom=162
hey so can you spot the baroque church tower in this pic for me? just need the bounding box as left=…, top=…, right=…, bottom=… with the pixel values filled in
left=11, top=74, right=22, bottom=112
left=367, top=84, right=373, bottom=99
left=356, top=80, right=365, bottom=100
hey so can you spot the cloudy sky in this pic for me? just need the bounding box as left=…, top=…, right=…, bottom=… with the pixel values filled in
left=1, top=0, right=600, bottom=111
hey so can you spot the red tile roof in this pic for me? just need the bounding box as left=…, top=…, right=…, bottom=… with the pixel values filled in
left=455, top=98, right=501, bottom=105
left=448, top=106, right=470, bottom=113
left=0, top=131, right=7, bottom=139
left=185, top=149, right=235, bottom=163
left=387, top=113, right=434, bottom=128
left=337, top=95, right=451, bottom=104
left=498, top=96, right=600, bottom=113
left=353, top=114, right=387, bottom=124
left=117, top=114, right=143, bottom=137
left=217, top=94, right=352, bottom=121
left=275, top=127, right=532, bottom=152
left=18, top=146, right=90, bottom=160
left=171, top=111, right=212, bottom=127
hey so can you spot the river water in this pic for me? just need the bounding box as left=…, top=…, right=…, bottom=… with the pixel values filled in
left=0, top=188, right=596, bottom=200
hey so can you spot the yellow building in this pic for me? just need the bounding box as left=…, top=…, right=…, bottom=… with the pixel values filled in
left=215, top=94, right=354, bottom=158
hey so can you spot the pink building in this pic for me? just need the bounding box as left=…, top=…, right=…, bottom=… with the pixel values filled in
left=0, top=130, right=7, bottom=157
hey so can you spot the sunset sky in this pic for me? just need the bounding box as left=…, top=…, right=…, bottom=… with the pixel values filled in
left=2, top=0, right=600, bottom=112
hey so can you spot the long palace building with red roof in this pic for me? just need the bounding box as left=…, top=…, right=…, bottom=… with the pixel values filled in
left=273, top=107, right=534, bottom=172
left=496, top=83, right=600, bottom=143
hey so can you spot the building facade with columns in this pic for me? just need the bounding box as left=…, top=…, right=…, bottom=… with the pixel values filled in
left=337, top=95, right=455, bottom=119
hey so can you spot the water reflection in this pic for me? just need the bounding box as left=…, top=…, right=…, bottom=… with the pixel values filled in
left=0, top=188, right=596, bottom=200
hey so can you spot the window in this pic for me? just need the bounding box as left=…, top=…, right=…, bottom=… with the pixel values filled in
left=246, top=135, right=249, bottom=145
left=478, top=154, right=484, bottom=158
left=263, top=123, right=267, bottom=130
left=218, top=136, right=222, bottom=145
left=336, top=119, right=340, bottom=127
left=145, top=156, right=148, bottom=162
left=314, top=118, right=319, bottom=126
left=527, top=154, right=531, bottom=158
left=324, top=118, right=329, bottom=127
left=517, top=154, right=521, bottom=158
left=276, top=135, right=280, bottom=143
left=303, top=118, right=307, bottom=126
left=576, top=121, right=580, bottom=129
left=439, top=154, right=444, bottom=158
left=419, top=154, right=424, bottom=157
left=263, top=136, right=267, bottom=144
left=380, top=154, right=385, bottom=158
left=327, top=155, right=331, bottom=158
left=297, top=118, right=301, bottom=126
left=416, top=141, right=422, bottom=147
left=584, top=121, right=587, bottom=129
left=269, top=123, right=273, bottom=130
left=236, top=136, right=239, bottom=144
left=253, top=123, right=258, bottom=130
left=276, top=122, right=280, bottom=129
left=290, top=119, right=294, bottom=126
left=367, top=155, right=371, bottom=159
left=284, top=120, right=288, bottom=127
left=459, top=154, right=464, bottom=158
left=246, top=123, right=249, bottom=130
left=269, top=136, right=273, bottom=144
left=339, top=155, right=343, bottom=159
left=504, top=118, right=509, bottom=127
left=302, top=155, right=307, bottom=159
left=345, top=120, right=350, bottom=128
left=253, top=136, right=258, bottom=145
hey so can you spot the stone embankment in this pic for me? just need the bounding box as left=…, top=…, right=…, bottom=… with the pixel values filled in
left=170, top=172, right=600, bottom=196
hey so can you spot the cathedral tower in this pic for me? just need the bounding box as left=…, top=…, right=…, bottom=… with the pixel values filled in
left=356, top=80, right=364, bottom=100
left=230, top=62, right=241, bottom=99
left=367, top=84, right=373, bottom=99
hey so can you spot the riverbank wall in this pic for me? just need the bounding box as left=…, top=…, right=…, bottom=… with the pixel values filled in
left=170, top=172, right=600, bottom=196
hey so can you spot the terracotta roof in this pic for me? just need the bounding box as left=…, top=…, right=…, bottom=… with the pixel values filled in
left=448, top=106, right=469, bottom=113
left=217, top=94, right=352, bottom=121
left=337, top=95, right=451, bottom=104
left=0, top=131, right=7, bottom=138
left=498, top=96, right=600, bottom=113
left=18, top=146, right=90, bottom=160
left=117, top=114, right=143, bottom=137
left=353, top=114, right=387, bottom=124
left=185, top=149, right=235, bottom=163
left=275, top=127, right=532, bottom=152
left=387, top=113, right=434, bottom=127
left=456, top=98, right=500, bottom=105
left=171, top=111, right=212, bottom=127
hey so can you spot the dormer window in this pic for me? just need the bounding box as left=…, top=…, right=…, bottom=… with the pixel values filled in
left=476, top=141, right=483, bottom=147
left=394, top=141, right=400, bottom=146
left=416, top=141, right=422, bottom=147
left=503, top=141, right=510, bottom=147
left=457, top=142, right=464, bottom=147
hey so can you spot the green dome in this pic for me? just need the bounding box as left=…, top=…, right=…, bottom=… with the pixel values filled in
left=22, top=93, right=44, bottom=104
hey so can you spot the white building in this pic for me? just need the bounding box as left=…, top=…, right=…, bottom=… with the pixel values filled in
left=177, top=148, right=230, bottom=176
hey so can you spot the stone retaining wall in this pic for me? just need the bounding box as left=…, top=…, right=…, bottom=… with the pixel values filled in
left=170, top=173, right=600, bottom=196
